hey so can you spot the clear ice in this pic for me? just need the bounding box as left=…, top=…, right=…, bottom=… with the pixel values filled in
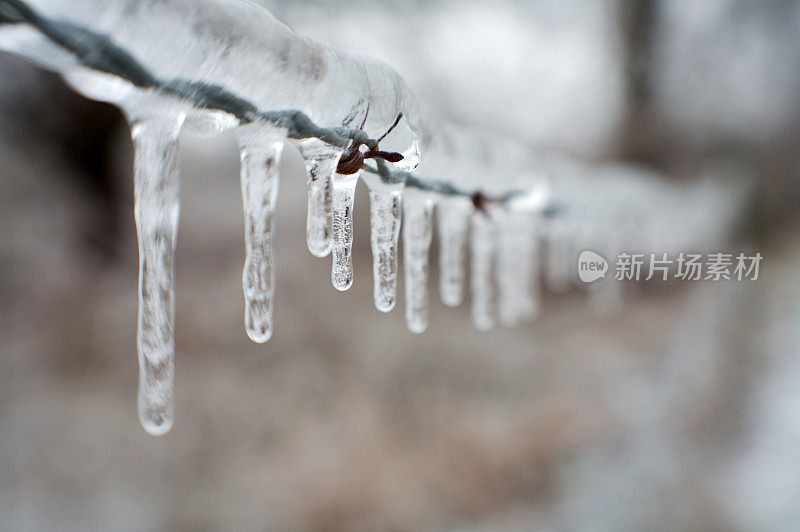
left=470, top=212, right=497, bottom=331
left=402, top=193, right=434, bottom=333
left=366, top=178, right=404, bottom=312
left=497, top=211, right=540, bottom=327
left=437, top=199, right=471, bottom=308
left=296, top=140, right=340, bottom=258
left=544, top=220, right=573, bottom=293
left=236, top=125, right=285, bottom=343
left=128, top=108, right=184, bottom=436
left=330, top=171, right=360, bottom=291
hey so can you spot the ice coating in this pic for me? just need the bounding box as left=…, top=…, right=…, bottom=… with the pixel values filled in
left=365, top=177, right=404, bottom=312
left=360, top=58, right=422, bottom=170
left=469, top=212, right=497, bottom=331
left=437, top=199, right=471, bottom=307
left=128, top=107, right=184, bottom=436
left=402, top=193, right=434, bottom=333
left=236, top=125, right=285, bottom=343
left=416, top=119, right=548, bottom=199
left=0, top=0, right=421, bottom=144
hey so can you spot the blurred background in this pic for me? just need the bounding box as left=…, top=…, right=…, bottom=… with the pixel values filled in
left=1, top=0, right=799, bottom=530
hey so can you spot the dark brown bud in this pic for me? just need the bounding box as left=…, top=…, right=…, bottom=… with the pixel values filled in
left=336, top=148, right=365, bottom=175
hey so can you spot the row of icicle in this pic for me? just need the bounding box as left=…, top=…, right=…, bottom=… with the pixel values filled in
left=0, top=0, right=743, bottom=435
left=128, top=104, right=564, bottom=434
left=119, top=100, right=750, bottom=435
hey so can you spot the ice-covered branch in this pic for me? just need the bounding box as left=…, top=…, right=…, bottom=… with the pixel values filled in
left=0, top=0, right=749, bottom=436
left=0, top=0, right=390, bottom=152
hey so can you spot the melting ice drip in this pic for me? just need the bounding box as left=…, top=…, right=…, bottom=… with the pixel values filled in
left=0, top=0, right=745, bottom=435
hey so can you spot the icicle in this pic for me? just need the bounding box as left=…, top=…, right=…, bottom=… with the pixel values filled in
left=295, top=139, right=341, bottom=257
left=470, top=211, right=496, bottom=331
left=402, top=194, right=434, bottom=333
left=437, top=200, right=471, bottom=307
left=544, top=220, right=572, bottom=293
left=496, top=211, right=539, bottom=327
left=330, top=171, right=359, bottom=291
left=129, top=109, right=185, bottom=436
left=521, top=218, right=542, bottom=321
left=236, top=125, right=286, bottom=343
left=588, top=229, right=623, bottom=314
left=366, top=179, right=404, bottom=312
left=496, top=212, right=521, bottom=327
